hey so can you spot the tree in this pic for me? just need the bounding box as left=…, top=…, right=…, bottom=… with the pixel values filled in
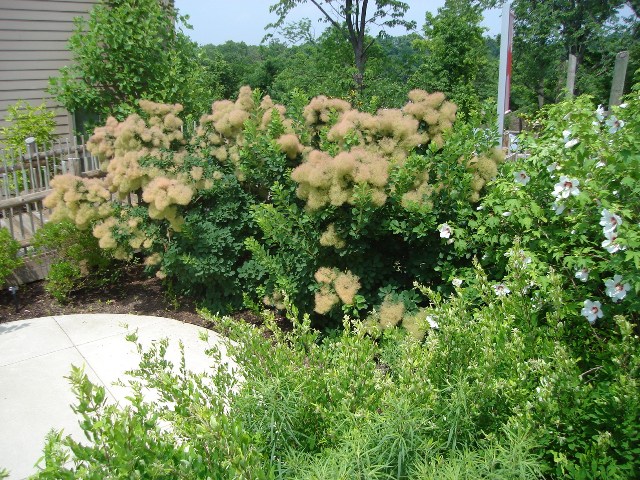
left=410, top=0, right=492, bottom=117
left=49, top=0, right=220, bottom=125
left=480, top=0, right=637, bottom=110
left=267, top=0, right=415, bottom=92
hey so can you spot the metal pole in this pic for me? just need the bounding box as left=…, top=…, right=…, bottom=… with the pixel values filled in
left=497, top=2, right=513, bottom=141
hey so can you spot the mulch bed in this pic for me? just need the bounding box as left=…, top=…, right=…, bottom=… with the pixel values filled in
left=0, top=267, right=266, bottom=330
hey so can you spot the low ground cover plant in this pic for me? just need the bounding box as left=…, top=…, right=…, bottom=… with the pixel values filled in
left=31, top=220, right=123, bottom=303
left=0, top=227, right=22, bottom=287
left=28, top=254, right=639, bottom=477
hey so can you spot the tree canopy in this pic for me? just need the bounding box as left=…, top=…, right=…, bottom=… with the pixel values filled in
left=49, top=0, right=221, bottom=126
left=266, top=0, right=416, bottom=92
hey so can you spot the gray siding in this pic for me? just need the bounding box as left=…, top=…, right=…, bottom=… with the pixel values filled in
left=0, top=0, right=97, bottom=142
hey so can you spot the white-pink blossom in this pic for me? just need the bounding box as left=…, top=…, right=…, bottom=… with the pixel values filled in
left=581, top=299, right=603, bottom=324
left=493, top=284, right=511, bottom=296
left=602, top=230, right=625, bottom=254
left=438, top=223, right=452, bottom=239
left=552, top=201, right=566, bottom=215
left=604, top=275, right=631, bottom=303
left=606, top=115, right=624, bottom=134
left=514, top=170, right=530, bottom=186
left=600, top=209, right=622, bottom=234
left=553, top=176, right=580, bottom=199
left=575, top=268, right=589, bottom=282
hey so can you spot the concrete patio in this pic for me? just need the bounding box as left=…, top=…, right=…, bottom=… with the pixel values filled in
left=0, top=314, right=229, bottom=480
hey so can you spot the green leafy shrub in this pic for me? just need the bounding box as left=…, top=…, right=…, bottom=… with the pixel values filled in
left=441, top=94, right=639, bottom=326
left=32, top=219, right=120, bottom=302
left=34, top=248, right=639, bottom=478
left=0, top=100, right=56, bottom=154
left=42, top=87, right=501, bottom=319
left=0, top=227, right=22, bottom=287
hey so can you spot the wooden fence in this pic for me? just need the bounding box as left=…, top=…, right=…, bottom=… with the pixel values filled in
left=0, top=136, right=101, bottom=248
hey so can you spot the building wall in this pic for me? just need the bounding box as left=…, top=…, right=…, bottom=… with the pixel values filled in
left=0, top=0, right=98, bottom=141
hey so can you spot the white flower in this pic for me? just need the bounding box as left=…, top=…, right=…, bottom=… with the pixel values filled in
left=547, top=162, right=559, bottom=173
left=602, top=230, right=625, bottom=254
left=606, top=115, right=624, bottom=133
left=438, top=223, right=452, bottom=239
left=595, top=160, right=606, bottom=168
left=581, top=300, right=603, bottom=325
left=575, top=268, right=589, bottom=282
left=619, top=103, right=628, bottom=109
left=604, top=275, right=631, bottom=303
left=595, top=104, right=606, bottom=122
left=564, top=138, right=579, bottom=148
left=452, top=278, right=463, bottom=287
left=476, top=205, right=484, bottom=211
left=514, top=170, right=530, bottom=185
left=502, top=211, right=512, bottom=217
left=600, top=209, right=622, bottom=234
left=493, top=284, right=511, bottom=296
left=553, top=176, right=580, bottom=199
left=562, top=129, right=571, bottom=140
left=552, top=201, right=566, bottom=215
left=426, top=315, right=439, bottom=329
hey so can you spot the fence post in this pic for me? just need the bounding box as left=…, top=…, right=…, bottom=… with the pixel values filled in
left=609, top=51, right=629, bottom=107
left=566, top=54, right=577, bottom=99
left=67, top=156, right=81, bottom=176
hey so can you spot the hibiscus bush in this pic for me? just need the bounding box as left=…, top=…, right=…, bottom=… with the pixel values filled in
left=439, top=94, right=639, bottom=330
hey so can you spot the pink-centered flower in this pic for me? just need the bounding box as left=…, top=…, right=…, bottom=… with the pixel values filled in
left=575, top=268, right=589, bottom=282
left=606, top=115, right=624, bottom=134
left=438, top=223, right=452, bottom=239
left=604, top=275, right=631, bottom=303
left=553, top=176, right=580, bottom=199
left=514, top=170, right=530, bottom=186
left=581, top=299, right=603, bottom=325
left=493, top=284, right=510, bottom=296
left=600, top=209, right=622, bottom=234
left=602, top=230, right=625, bottom=254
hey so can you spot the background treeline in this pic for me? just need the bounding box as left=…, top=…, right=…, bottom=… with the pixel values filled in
left=199, top=0, right=638, bottom=117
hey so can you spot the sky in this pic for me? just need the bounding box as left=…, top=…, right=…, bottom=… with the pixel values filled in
left=174, top=1, right=503, bottom=46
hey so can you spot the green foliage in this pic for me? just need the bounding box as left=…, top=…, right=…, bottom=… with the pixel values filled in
left=410, top=0, right=493, bottom=118
left=159, top=176, right=257, bottom=313
left=508, top=0, right=635, bottom=111
left=267, top=0, right=415, bottom=93
left=0, top=101, right=56, bottom=154
left=49, top=0, right=218, bottom=124
left=33, top=251, right=639, bottom=477
left=0, top=227, right=22, bottom=287
left=449, top=95, right=640, bottom=321
left=32, top=220, right=120, bottom=303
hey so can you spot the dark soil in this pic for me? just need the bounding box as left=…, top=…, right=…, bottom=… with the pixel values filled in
left=0, top=267, right=267, bottom=330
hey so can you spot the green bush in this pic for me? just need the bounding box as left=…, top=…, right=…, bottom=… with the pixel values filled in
left=441, top=94, right=639, bottom=326
left=0, top=100, right=56, bottom=155
left=0, top=227, right=22, bottom=287
left=31, top=248, right=638, bottom=478
left=32, top=220, right=120, bottom=302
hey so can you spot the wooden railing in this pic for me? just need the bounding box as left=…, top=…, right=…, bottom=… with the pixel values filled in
left=0, top=136, right=101, bottom=247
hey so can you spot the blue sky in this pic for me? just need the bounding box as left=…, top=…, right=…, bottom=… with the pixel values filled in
left=174, top=1, right=503, bottom=46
